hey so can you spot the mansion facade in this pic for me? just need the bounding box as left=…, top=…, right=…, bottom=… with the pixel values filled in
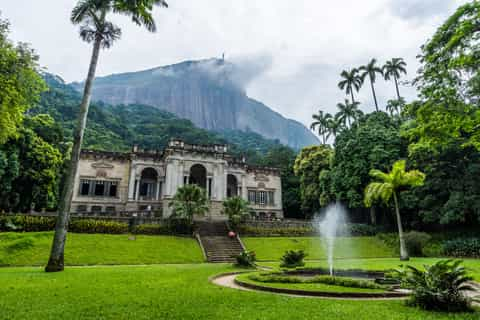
left=71, top=140, right=283, bottom=219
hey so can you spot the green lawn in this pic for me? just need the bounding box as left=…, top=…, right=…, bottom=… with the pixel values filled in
left=0, top=264, right=477, bottom=320
left=243, top=236, right=394, bottom=261
left=0, top=232, right=204, bottom=266
left=236, top=272, right=387, bottom=293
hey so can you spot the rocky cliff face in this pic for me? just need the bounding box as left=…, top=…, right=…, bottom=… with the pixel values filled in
left=72, top=59, right=318, bottom=149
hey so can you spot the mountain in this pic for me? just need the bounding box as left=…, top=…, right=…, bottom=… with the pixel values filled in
left=71, top=58, right=319, bottom=149
left=35, top=74, right=285, bottom=164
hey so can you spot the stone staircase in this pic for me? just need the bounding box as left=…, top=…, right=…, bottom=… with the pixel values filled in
left=196, top=221, right=244, bottom=263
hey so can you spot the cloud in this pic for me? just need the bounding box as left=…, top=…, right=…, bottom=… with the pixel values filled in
left=387, top=0, right=456, bottom=20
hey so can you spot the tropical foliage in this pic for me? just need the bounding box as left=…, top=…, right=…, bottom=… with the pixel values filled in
left=364, top=160, right=425, bottom=260
left=223, top=196, right=250, bottom=229
left=395, top=260, right=476, bottom=312
left=169, top=184, right=209, bottom=223
left=359, top=58, right=383, bottom=111
left=280, top=250, right=307, bottom=268
left=0, top=15, right=46, bottom=145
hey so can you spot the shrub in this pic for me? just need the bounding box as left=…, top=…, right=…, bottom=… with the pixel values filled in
left=404, top=231, right=431, bottom=256
left=0, top=215, right=56, bottom=232
left=442, top=238, right=480, bottom=258
left=394, top=260, right=475, bottom=312
left=236, top=226, right=315, bottom=237
left=235, top=251, right=256, bottom=268
left=347, top=224, right=380, bottom=236
left=167, top=218, right=194, bottom=235
left=248, top=272, right=385, bottom=290
left=132, top=224, right=169, bottom=235
left=69, top=219, right=128, bottom=234
left=223, top=197, right=249, bottom=230
left=280, top=250, right=307, bottom=268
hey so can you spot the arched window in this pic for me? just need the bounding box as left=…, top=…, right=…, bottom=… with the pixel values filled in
left=139, top=168, right=158, bottom=200
left=189, top=164, right=207, bottom=189
left=227, top=174, right=238, bottom=198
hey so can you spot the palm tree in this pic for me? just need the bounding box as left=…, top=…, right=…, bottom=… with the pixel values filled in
left=223, top=196, right=250, bottom=229
left=364, top=160, right=425, bottom=261
left=383, top=58, right=407, bottom=100
left=310, top=111, right=333, bottom=144
left=169, top=184, right=209, bottom=223
left=359, top=58, right=383, bottom=112
left=386, top=98, right=406, bottom=117
left=335, top=99, right=363, bottom=127
left=46, top=0, right=168, bottom=273
left=326, top=116, right=344, bottom=141
left=338, top=68, right=363, bottom=103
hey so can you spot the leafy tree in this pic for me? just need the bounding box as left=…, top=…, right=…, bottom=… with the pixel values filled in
left=0, top=15, right=46, bottom=144
left=223, top=196, right=250, bottom=229
left=335, top=99, right=363, bottom=127
left=0, top=114, right=64, bottom=212
left=310, top=110, right=332, bottom=144
left=359, top=58, right=384, bottom=111
left=169, top=184, right=209, bottom=223
left=383, top=58, right=407, bottom=100
left=338, top=68, right=363, bottom=103
left=364, top=160, right=425, bottom=260
left=329, top=112, right=405, bottom=211
left=47, top=0, right=168, bottom=273
left=405, top=2, right=480, bottom=154
left=294, top=145, right=333, bottom=216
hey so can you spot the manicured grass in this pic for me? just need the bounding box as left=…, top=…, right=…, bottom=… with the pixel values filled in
left=0, top=232, right=204, bottom=266
left=236, top=272, right=387, bottom=293
left=243, top=236, right=394, bottom=261
left=258, top=258, right=480, bottom=281
left=0, top=264, right=477, bottom=319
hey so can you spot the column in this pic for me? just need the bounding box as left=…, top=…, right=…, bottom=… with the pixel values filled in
left=164, top=160, right=174, bottom=197
left=241, top=175, right=248, bottom=200
left=128, top=164, right=136, bottom=200
left=135, top=178, right=140, bottom=200
left=207, top=177, right=212, bottom=199
left=155, top=179, right=161, bottom=200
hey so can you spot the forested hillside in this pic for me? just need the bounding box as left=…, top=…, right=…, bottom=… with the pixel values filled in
left=34, top=74, right=285, bottom=163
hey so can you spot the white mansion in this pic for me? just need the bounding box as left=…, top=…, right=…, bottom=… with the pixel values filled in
left=71, top=140, right=283, bottom=219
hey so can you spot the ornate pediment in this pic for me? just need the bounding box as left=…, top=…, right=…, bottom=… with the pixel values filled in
left=91, top=161, right=114, bottom=169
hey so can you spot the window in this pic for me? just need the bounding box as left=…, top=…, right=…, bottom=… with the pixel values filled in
left=248, top=190, right=256, bottom=203
left=268, top=191, right=275, bottom=205
left=259, top=191, right=266, bottom=205
left=94, top=181, right=105, bottom=196
left=105, top=206, right=116, bottom=214
left=80, top=180, right=90, bottom=196
left=91, top=206, right=102, bottom=213
left=76, top=205, right=87, bottom=212
left=78, top=179, right=118, bottom=197
left=109, top=183, right=117, bottom=197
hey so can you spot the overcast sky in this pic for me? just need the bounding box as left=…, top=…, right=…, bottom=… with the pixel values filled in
left=1, top=0, right=467, bottom=129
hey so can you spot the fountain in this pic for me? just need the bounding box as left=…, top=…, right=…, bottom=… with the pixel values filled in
left=315, top=202, right=347, bottom=276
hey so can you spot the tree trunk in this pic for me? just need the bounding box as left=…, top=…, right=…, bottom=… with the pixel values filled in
left=393, top=191, right=409, bottom=261
left=350, top=90, right=355, bottom=104
left=394, top=75, right=401, bottom=100
left=45, top=37, right=102, bottom=272
left=370, top=77, right=379, bottom=112
left=370, top=206, right=376, bottom=225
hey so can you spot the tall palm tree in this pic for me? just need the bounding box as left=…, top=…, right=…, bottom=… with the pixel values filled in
left=383, top=58, right=407, bottom=100
left=338, top=68, right=363, bottom=103
left=46, top=0, right=168, bottom=273
left=364, top=160, right=425, bottom=261
left=335, top=99, right=363, bottom=127
left=359, top=58, right=383, bottom=112
left=310, top=111, right=332, bottom=144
